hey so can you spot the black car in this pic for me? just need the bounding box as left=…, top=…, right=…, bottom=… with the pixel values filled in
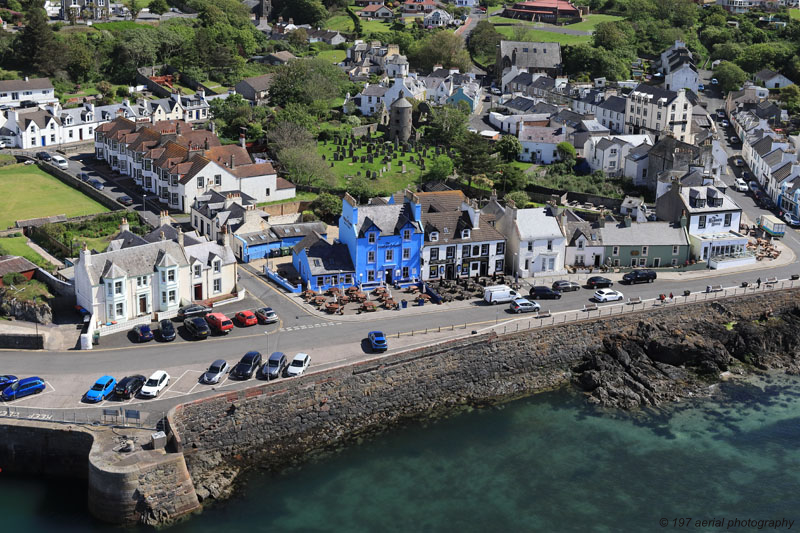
left=622, top=269, right=656, bottom=284
left=79, top=172, right=91, bottom=182
left=552, top=280, right=580, bottom=292
left=587, top=276, right=613, bottom=289
left=36, top=151, right=52, bottom=161
left=114, top=375, right=146, bottom=399
left=159, top=319, right=176, bottom=341
left=117, top=195, right=134, bottom=206
left=184, top=317, right=211, bottom=340
left=177, top=304, right=211, bottom=320
left=529, top=286, right=562, bottom=299
left=262, top=352, right=288, bottom=380
left=231, top=351, right=263, bottom=380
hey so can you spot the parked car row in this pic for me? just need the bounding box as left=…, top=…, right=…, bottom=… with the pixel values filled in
left=130, top=305, right=279, bottom=343
left=83, top=371, right=171, bottom=402
left=202, top=351, right=312, bottom=384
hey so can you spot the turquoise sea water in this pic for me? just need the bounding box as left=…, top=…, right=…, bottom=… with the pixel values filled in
left=2, top=374, right=800, bottom=532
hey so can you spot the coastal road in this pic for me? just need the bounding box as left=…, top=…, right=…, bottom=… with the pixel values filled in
left=2, top=254, right=800, bottom=426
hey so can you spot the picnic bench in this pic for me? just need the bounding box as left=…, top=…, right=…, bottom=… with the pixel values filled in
left=706, top=285, right=723, bottom=293
left=325, top=303, right=340, bottom=314
left=583, top=303, right=598, bottom=312
left=536, top=310, right=551, bottom=319
left=312, top=295, right=327, bottom=305
left=765, top=277, right=778, bottom=285
left=627, top=296, right=642, bottom=305
left=361, top=301, right=377, bottom=312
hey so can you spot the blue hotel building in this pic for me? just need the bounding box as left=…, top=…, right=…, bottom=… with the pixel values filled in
left=338, top=191, right=424, bottom=288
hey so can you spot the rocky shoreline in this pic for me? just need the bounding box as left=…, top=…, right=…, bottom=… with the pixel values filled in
left=572, top=303, right=800, bottom=409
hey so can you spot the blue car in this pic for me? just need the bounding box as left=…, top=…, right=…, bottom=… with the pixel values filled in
left=1, top=377, right=45, bottom=401
left=368, top=331, right=388, bottom=352
left=0, top=375, right=18, bottom=389
left=85, top=375, right=116, bottom=403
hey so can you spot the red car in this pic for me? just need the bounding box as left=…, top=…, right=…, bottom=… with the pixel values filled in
left=206, top=312, right=234, bottom=334
left=235, top=310, right=258, bottom=327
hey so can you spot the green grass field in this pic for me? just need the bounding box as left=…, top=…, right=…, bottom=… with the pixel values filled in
left=327, top=13, right=393, bottom=33
left=315, top=49, right=347, bottom=64
left=790, top=8, right=800, bottom=20
left=317, top=136, right=437, bottom=193
left=92, top=20, right=156, bottom=32
left=564, top=14, right=624, bottom=31
left=0, top=236, right=48, bottom=267
left=493, top=26, right=591, bottom=44
left=0, top=165, right=109, bottom=230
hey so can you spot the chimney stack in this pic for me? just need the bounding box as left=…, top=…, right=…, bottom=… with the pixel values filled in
left=230, top=154, right=235, bottom=170
left=239, top=133, right=246, bottom=149
left=159, top=210, right=170, bottom=227
left=623, top=215, right=632, bottom=228
left=120, top=217, right=129, bottom=233
left=80, top=242, right=91, bottom=267
left=177, top=226, right=184, bottom=247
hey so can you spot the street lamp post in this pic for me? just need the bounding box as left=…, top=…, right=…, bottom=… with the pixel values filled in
left=142, top=194, right=147, bottom=215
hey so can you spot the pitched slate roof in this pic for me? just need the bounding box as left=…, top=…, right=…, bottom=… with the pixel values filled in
left=415, top=190, right=468, bottom=213
left=630, top=83, right=679, bottom=104
left=79, top=240, right=189, bottom=286
left=601, top=222, right=687, bottom=246
left=498, top=41, right=562, bottom=70
left=354, top=203, right=422, bottom=237
left=238, top=74, right=276, bottom=92
left=0, top=78, right=53, bottom=91
left=423, top=211, right=504, bottom=244
left=597, top=95, right=626, bottom=114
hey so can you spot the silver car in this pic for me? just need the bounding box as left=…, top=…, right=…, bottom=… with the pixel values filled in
left=201, top=359, right=229, bottom=384
left=509, top=298, right=540, bottom=313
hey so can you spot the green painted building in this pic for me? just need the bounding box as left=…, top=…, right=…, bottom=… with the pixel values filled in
left=600, top=218, right=690, bottom=268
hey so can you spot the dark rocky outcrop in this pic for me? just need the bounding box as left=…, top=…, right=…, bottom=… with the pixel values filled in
left=572, top=306, right=800, bottom=408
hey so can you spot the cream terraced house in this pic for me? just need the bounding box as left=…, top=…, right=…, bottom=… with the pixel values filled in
left=73, top=230, right=237, bottom=325
left=624, top=83, right=693, bottom=143
left=94, top=117, right=294, bottom=213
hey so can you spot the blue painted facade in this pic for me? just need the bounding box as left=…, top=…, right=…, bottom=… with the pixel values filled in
left=778, top=179, right=800, bottom=218
left=338, top=192, right=424, bottom=288
left=446, top=87, right=479, bottom=112
left=292, top=236, right=355, bottom=292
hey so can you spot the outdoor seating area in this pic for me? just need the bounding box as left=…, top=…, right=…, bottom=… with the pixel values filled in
left=748, top=237, right=781, bottom=261
left=300, top=285, right=407, bottom=314
left=425, top=274, right=516, bottom=302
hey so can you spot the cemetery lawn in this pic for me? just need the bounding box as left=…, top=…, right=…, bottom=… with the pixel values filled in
left=317, top=135, right=441, bottom=194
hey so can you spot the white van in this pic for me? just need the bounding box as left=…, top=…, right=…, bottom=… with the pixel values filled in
left=51, top=155, right=69, bottom=169
left=484, top=285, right=521, bottom=305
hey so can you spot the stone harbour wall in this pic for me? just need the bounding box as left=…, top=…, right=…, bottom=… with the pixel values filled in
left=171, top=290, right=800, bottom=502
left=0, top=420, right=199, bottom=526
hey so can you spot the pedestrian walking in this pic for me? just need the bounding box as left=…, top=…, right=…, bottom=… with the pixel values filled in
left=757, top=277, right=761, bottom=288
left=669, top=292, right=673, bottom=301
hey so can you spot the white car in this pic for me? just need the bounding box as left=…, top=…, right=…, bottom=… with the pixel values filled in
left=734, top=178, right=748, bottom=192
left=140, top=370, right=170, bottom=398
left=286, top=353, right=310, bottom=377
left=594, top=289, right=624, bottom=302
left=51, top=155, right=69, bottom=169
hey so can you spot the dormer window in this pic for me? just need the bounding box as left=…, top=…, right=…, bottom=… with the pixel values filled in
left=368, top=232, right=376, bottom=244
left=403, top=229, right=411, bottom=241
left=213, top=260, right=221, bottom=274
left=430, top=232, right=439, bottom=242
left=461, top=229, right=471, bottom=239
